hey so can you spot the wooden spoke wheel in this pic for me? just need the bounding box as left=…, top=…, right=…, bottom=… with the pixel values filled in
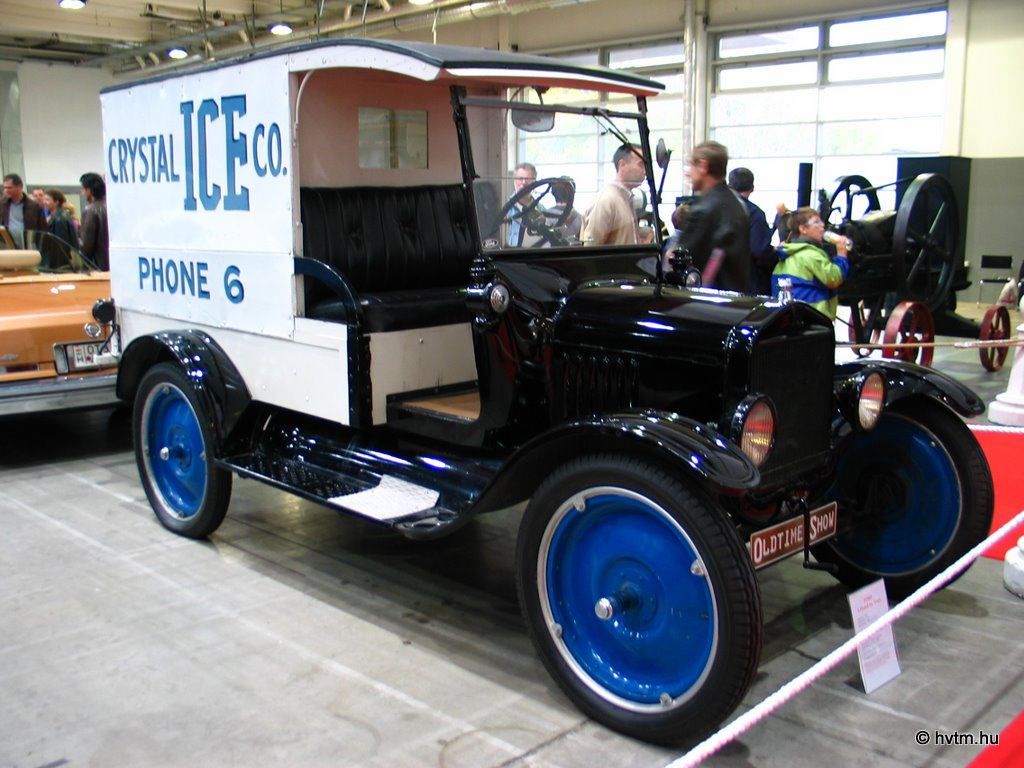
left=882, top=301, right=935, bottom=367
left=846, top=300, right=883, bottom=357
left=979, top=305, right=1011, bottom=371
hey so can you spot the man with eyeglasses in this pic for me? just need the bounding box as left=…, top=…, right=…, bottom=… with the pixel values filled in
left=507, top=162, right=538, bottom=247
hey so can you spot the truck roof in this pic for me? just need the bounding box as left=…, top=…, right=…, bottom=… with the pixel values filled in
left=101, top=38, right=664, bottom=97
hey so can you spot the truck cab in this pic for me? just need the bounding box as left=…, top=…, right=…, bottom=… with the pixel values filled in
left=100, top=39, right=993, bottom=746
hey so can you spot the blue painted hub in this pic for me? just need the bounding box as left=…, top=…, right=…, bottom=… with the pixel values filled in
left=828, top=415, right=960, bottom=574
left=145, top=384, right=205, bottom=519
left=544, top=492, right=716, bottom=706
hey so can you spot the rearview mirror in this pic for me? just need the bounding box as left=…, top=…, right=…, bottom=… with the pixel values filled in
left=656, top=138, right=672, bottom=170
left=511, top=108, right=555, bottom=133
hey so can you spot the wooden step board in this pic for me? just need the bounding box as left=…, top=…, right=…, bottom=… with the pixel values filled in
left=401, top=390, right=480, bottom=421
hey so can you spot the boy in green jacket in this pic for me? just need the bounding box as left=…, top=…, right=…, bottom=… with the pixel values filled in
left=771, top=207, right=850, bottom=318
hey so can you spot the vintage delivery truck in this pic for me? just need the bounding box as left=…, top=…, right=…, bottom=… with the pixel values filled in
left=97, top=39, right=993, bottom=745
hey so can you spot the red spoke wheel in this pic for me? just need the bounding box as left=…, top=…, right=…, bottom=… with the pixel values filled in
left=882, top=301, right=935, bottom=367
left=979, top=305, right=1011, bottom=371
left=847, top=300, right=882, bottom=357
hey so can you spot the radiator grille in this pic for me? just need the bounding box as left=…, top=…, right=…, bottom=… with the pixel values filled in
left=749, top=327, right=834, bottom=486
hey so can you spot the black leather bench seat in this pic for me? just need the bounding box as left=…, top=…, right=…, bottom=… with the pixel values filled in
left=300, top=185, right=476, bottom=333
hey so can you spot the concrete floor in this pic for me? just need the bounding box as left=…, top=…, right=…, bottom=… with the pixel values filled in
left=2, top=308, right=1023, bottom=768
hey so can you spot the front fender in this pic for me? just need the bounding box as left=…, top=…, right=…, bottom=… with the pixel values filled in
left=833, top=359, right=985, bottom=417
left=472, top=410, right=759, bottom=514
left=117, top=330, right=251, bottom=443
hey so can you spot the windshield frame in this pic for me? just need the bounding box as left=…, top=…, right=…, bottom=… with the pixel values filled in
left=452, top=86, right=665, bottom=261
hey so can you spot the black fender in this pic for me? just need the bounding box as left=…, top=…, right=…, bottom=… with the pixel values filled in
left=472, top=410, right=759, bottom=514
left=117, top=330, right=251, bottom=446
left=833, top=359, right=985, bottom=418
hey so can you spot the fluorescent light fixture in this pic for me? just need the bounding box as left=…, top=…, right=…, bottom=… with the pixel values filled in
left=408, top=0, right=434, bottom=5
left=58, top=0, right=86, bottom=8
left=167, top=47, right=189, bottom=60
left=269, top=22, right=293, bottom=36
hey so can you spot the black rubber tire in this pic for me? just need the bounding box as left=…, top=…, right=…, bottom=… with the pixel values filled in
left=812, top=398, right=993, bottom=599
left=133, top=362, right=232, bottom=539
left=515, top=454, right=762, bottom=746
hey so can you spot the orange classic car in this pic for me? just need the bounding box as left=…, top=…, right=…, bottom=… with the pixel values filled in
left=0, top=230, right=118, bottom=415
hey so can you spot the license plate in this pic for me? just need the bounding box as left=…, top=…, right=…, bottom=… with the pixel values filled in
left=64, top=341, right=104, bottom=372
left=747, top=501, right=838, bottom=570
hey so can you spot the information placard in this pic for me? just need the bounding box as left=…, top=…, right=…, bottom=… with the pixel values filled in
left=848, top=579, right=901, bottom=694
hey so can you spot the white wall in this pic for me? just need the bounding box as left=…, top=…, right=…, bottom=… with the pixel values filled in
left=16, top=61, right=115, bottom=188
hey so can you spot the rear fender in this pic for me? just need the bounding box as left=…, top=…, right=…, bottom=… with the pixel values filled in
left=833, top=360, right=985, bottom=418
left=472, top=410, right=759, bottom=514
left=117, top=330, right=251, bottom=445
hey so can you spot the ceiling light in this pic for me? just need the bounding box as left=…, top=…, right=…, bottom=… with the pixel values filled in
left=167, top=47, right=188, bottom=60
left=269, top=22, right=293, bottom=36
left=58, top=0, right=86, bottom=9
left=408, top=0, right=434, bottom=5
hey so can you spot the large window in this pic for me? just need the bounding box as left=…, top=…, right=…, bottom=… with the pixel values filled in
left=710, top=6, right=948, bottom=218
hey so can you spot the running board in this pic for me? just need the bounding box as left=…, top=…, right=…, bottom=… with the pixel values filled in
left=219, top=436, right=499, bottom=538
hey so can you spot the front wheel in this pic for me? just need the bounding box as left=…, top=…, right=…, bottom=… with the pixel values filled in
left=812, top=398, right=993, bottom=598
left=516, top=455, right=762, bottom=746
left=133, top=362, right=232, bottom=538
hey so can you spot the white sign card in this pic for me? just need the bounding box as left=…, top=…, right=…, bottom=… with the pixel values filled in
left=847, top=578, right=902, bottom=694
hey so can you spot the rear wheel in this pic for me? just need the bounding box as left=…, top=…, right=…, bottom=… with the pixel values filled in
left=813, top=399, right=993, bottom=598
left=133, top=362, right=232, bottom=538
left=516, top=454, right=762, bottom=745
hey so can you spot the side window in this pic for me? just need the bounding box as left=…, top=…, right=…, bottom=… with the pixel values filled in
left=358, top=107, right=429, bottom=169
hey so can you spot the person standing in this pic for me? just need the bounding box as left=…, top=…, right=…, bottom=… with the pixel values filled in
left=671, top=141, right=751, bottom=292
left=580, top=143, right=646, bottom=246
left=728, top=167, right=775, bottom=295
left=79, top=172, right=109, bottom=270
left=771, top=207, right=850, bottom=319
left=507, top=162, right=538, bottom=247
left=1, top=173, right=47, bottom=249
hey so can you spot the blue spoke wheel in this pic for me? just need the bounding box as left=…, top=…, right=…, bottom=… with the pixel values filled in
left=134, top=363, right=231, bottom=539
left=813, top=399, right=993, bottom=598
left=516, top=455, right=761, bottom=746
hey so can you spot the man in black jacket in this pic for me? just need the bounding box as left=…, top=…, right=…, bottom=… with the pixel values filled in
left=1, top=173, right=47, bottom=249
left=728, top=167, right=775, bottom=295
left=79, top=172, right=109, bottom=270
left=671, top=141, right=751, bottom=293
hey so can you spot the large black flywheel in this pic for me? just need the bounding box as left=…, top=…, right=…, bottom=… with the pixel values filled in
left=892, top=173, right=960, bottom=312
left=827, top=175, right=881, bottom=227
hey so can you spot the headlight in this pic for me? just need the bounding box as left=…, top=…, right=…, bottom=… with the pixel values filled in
left=856, top=371, right=886, bottom=430
left=731, top=395, right=776, bottom=467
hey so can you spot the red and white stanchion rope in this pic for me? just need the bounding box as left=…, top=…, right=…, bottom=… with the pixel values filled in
left=666, top=509, right=1024, bottom=768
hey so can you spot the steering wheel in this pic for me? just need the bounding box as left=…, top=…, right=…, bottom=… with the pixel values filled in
left=500, top=177, right=575, bottom=247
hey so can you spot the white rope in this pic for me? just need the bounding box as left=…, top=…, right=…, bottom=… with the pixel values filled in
left=666, top=508, right=1024, bottom=768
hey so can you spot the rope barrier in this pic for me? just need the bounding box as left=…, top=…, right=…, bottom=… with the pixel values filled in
left=665, top=508, right=1024, bottom=768
left=836, top=337, right=1024, bottom=351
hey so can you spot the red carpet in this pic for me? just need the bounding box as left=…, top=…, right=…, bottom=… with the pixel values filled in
left=965, top=426, right=1024, bottom=767
left=969, top=426, right=1024, bottom=560
left=968, top=709, right=1024, bottom=767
